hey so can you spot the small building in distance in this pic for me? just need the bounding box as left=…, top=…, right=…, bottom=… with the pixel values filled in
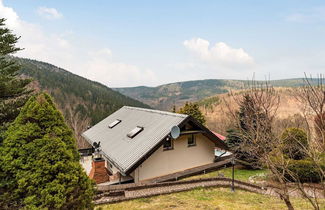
left=81, top=106, right=228, bottom=184
left=212, top=131, right=233, bottom=158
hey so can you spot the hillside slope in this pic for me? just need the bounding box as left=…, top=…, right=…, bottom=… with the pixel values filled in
left=115, top=79, right=316, bottom=110
left=16, top=58, right=150, bottom=148
left=198, top=88, right=305, bottom=137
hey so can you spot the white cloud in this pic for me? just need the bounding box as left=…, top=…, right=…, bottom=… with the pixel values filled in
left=84, top=49, right=157, bottom=87
left=286, top=7, right=325, bottom=23
left=183, top=38, right=254, bottom=67
left=0, top=0, right=73, bottom=66
left=37, top=7, right=63, bottom=20
left=0, top=0, right=157, bottom=87
left=0, top=0, right=19, bottom=29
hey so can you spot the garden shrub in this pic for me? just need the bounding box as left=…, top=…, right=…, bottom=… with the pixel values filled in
left=281, top=127, right=308, bottom=160
left=286, top=157, right=325, bottom=183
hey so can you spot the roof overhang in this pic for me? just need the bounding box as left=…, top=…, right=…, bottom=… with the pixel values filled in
left=178, top=116, right=229, bottom=150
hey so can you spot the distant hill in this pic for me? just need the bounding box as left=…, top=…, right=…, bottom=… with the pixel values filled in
left=197, top=88, right=306, bottom=137
left=114, top=78, right=317, bottom=110
left=16, top=58, right=150, bottom=148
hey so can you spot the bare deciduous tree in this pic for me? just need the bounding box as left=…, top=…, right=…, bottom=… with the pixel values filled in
left=65, top=103, right=91, bottom=148
left=225, top=77, right=325, bottom=210
left=224, top=80, right=298, bottom=209
left=292, top=75, right=325, bottom=209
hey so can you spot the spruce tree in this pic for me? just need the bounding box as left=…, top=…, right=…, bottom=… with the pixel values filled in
left=225, top=128, right=242, bottom=149
left=227, top=94, right=271, bottom=168
left=178, top=102, right=206, bottom=125
left=0, top=18, right=32, bottom=142
left=0, top=93, right=94, bottom=209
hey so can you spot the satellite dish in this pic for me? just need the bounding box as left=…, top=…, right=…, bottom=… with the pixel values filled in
left=93, top=141, right=101, bottom=152
left=93, top=141, right=101, bottom=150
left=171, top=126, right=180, bottom=139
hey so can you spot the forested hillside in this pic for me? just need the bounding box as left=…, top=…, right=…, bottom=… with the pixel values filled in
left=115, top=78, right=318, bottom=110
left=16, top=58, right=150, bottom=148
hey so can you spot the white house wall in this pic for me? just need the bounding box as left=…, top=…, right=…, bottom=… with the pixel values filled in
left=80, top=155, right=92, bottom=175
left=133, top=133, right=215, bottom=182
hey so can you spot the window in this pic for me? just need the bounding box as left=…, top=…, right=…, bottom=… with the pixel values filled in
left=127, top=126, right=144, bottom=138
left=188, top=134, right=196, bottom=147
left=163, top=138, right=173, bottom=151
left=108, top=119, right=121, bottom=128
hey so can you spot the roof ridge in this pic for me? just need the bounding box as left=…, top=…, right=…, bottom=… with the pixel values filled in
left=123, top=106, right=188, bottom=118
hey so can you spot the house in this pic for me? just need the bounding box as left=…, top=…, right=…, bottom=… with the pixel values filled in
left=211, top=131, right=233, bottom=158
left=81, top=106, right=228, bottom=184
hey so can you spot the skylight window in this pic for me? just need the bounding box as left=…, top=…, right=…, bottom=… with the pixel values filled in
left=108, top=119, right=121, bottom=128
left=127, top=126, right=144, bottom=138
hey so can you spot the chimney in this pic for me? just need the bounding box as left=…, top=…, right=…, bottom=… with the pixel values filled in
left=89, top=141, right=110, bottom=184
left=89, top=152, right=109, bottom=184
left=89, top=157, right=110, bottom=184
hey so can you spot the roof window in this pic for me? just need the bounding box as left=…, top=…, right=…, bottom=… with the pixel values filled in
left=108, top=119, right=121, bottom=128
left=127, top=126, right=144, bottom=138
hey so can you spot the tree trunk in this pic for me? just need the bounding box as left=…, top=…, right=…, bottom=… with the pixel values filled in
left=280, top=194, right=295, bottom=210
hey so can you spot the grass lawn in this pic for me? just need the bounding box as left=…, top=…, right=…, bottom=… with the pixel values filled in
left=96, top=168, right=324, bottom=209
left=96, top=187, right=319, bottom=210
left=183, top=166, right=268, bottom=182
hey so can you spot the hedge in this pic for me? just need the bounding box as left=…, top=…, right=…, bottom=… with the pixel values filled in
left=286, top=157, right=325, bottom=183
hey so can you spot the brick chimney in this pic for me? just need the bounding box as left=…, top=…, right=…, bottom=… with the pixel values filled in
left=89, top=158, right=110, bottom=184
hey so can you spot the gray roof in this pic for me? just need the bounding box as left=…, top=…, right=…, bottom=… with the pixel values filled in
left=82, top=106, right=188, bottom=175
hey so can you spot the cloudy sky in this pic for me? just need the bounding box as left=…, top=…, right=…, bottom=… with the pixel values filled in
left=1, top=0, right=325, bottom=87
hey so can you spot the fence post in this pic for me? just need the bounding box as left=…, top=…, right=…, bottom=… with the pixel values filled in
left=231, top=157, right=235, bottom=192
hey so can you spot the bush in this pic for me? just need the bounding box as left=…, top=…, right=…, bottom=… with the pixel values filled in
left=281, top=127, right=308, bottom=160
left=286, top=158, right=325, bottom=183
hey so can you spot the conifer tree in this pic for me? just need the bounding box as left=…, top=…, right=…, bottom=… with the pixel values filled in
left=0, top=18, right=32, bottom=142
left=227, top=94, right=270, bottom=168
left=0, top=93, right=94, bottom=209
left=178, top=102, right=206, bottom=124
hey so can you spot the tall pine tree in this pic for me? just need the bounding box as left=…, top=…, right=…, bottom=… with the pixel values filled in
left=0, top=93, right=94, bottom=209
left=0, top=18, right=32, bottom=142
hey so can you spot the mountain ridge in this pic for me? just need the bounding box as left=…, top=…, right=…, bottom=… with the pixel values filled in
left=15, top=57, right=150, bottom=148
left=114, top=78, right=317, bottom=110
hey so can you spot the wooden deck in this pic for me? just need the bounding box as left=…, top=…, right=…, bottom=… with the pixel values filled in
left=142, top=156, right=233, bottom=183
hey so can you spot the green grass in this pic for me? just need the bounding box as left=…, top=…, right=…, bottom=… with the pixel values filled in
left=96, top=168, right=324, bottom=209
left=97, top=187, right=321, bottom=210
left=182, top=167, right=268, bottom=182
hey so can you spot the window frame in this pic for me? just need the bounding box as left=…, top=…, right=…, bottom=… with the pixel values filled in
left=163, top=138, right=174, bottom=151
left=187, top=134, right=196, bottom=147
left=127, top=126, right=144, bottom=138
left=108, top=119, right=122, bottom=129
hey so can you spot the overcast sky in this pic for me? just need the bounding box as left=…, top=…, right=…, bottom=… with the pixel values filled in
left=1, top=0, right=325, bottom=87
